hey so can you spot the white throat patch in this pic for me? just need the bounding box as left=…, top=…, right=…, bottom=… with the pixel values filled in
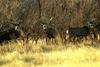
left=66, top=30, right=69, bottom=34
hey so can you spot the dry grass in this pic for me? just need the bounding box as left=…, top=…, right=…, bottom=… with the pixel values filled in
left=0, top=39, right=99, bottom=67
left=0, top=0, right=99, bottom=67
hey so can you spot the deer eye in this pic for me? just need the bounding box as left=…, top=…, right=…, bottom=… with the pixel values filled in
left=43, top=25, right=47, bottom=29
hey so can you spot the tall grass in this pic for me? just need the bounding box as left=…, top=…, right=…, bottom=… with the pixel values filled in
left=0, top=39, right=99, bottom=67
left=0, top=0, right=100, bottom=66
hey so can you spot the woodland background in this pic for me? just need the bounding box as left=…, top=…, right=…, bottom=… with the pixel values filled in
left=0, top=0, right=100, bottom=37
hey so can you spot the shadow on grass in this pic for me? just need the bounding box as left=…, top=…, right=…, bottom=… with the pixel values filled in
left=0, top=60, right=11, bottom=66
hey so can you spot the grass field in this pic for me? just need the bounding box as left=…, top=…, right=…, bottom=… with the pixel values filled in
left=0, top=39, right=100, bottom=67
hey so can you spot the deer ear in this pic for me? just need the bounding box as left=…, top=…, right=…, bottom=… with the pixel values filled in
left=40, top=23, right=43, bottom=26
left=0, top=25, right=2, bottom=28
left=11, top=22, right=19, bottom=26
